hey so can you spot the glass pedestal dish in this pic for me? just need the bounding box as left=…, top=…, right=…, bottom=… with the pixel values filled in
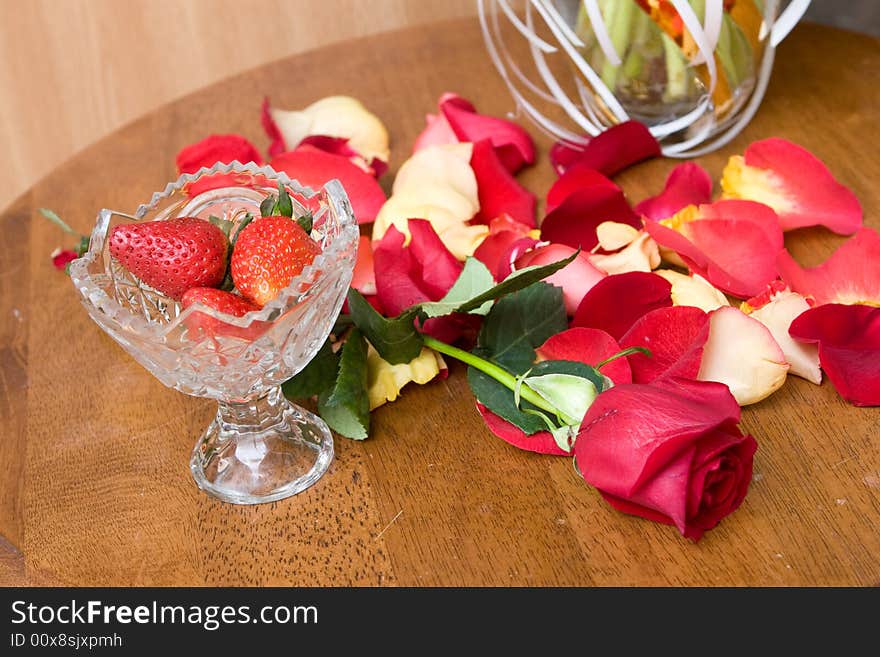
left=68, top=162, right=359, bottom=504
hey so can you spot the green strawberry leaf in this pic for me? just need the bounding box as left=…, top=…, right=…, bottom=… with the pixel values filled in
left=476, top=282, right=568, bottom=373
left=282, top=338, right=340, bottom=400
left=347, top=289, right=424, bottom=365
left=420, top=257, right=495, bottom=318
left=296, top=213, right=314, bottom=234
left=317, top=327, right=370, bottom=440
left=259, top=194, right=276, bottom=218
left=454, top=250, right=577, bottom=314
left=276, top=183, right=293, bottom=218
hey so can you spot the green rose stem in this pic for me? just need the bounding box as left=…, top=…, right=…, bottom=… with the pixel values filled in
left=421, top=335, right=561, bottom=417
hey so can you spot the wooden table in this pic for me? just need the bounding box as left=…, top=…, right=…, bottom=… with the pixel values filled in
left=1, top=18, right=878, bottom=587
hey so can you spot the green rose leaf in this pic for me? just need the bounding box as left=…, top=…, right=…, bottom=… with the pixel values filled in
left=282, top=338, right=340, bottom=400
left=317, top=327, right=370, bottom=440
left=347, top=288, right=424, bottom=365
left=420, top=257, right=495, bottom=318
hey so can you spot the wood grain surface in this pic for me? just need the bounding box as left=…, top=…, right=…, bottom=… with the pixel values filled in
left=0, top=0, right=478, bottom=214
left=1, top=17, right=879, bottom=586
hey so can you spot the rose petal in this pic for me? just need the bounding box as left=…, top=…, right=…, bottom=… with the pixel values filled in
left=549, top=121, right=660, bottom=177
left=698, top=306, right=789, bottom=405
left=540, top=187, right=640, bottom=252
left=261, top=97, right=287, bottom=158
left=175, top=134, right=265, bottom=196
left=747, top=290, right=821, bottom=385
left=546, top=165, right=619, bottom=214
left=721, top=137, right=862, bottom=234
left=470, top=139, right=536, bottom=227
left=644, top=204, right=782, bottom=299
left=619, top=306, right=710, bottom=383
left=777, top=227, right=880, bottom=305
left=473, top=216, right=537, bottom=280
left=476, top=403, right=569, bottom=456
left=367, top=345, right=446, bottom=410
left=413, top=113, right=459, bottom=152
left=515, top=244, right=606, bottom=315
left=407, top=219, right=464, bottom=299
left=589, top=231, right=661, bottom=275
left=270, top=145, right=386, bottom=225
left=572, top=271, right=672, bottom=340
left=654, top=270, right=730, bottom=312
left=298, top=135, right=387, bottom=178
left=264, top=95, right=390, bottom=165
left=789, top=304, right=880, bottom=406
left=51, top=248, right=78, bottom=270
left=635, top=163, right=713, bottom=220
left=440, top=94, right=535, bottom=173
left=351, top=235, right=376, bottom=296
left=536, top=327, right=632, bottom=385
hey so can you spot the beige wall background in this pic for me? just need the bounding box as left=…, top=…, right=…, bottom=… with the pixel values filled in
left=0, top=0, right=478, bottom=212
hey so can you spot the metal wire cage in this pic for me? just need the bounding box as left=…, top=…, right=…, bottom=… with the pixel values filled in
left=479, top=0, right=811, bottom=156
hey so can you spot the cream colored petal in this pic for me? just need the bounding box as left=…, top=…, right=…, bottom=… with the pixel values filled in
left=392, top=143, right=477, bottom=212
left=366, top=345, right=446, bottom=410
left=749, top=292, right=822, bottom=385
left=655, top=270, right=730, bottom=312
left=698, top=306, right=789, bottom=406
left=372, top=198, right=462, bottom=243
left=271, top=95, right=390, bottom=162
left=595, top=221, right=641, bottom=252
left=590, top=232, right=660, bottom=275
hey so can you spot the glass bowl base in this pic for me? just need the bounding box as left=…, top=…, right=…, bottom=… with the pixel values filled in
left=189, top=389, right=334, bottom=504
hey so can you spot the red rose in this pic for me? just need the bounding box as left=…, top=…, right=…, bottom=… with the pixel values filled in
left=575, top=377, right=757, bottom=541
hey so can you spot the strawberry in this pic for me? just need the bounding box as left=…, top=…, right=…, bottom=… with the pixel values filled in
left=108, top=217, right=229, bottom=300
left=230, top=215, right=322, bottom=306
left=181, top=287, right=261, bottom=340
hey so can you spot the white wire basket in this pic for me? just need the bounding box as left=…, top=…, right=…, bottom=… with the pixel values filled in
left=479, top=0, right=811, bottom=157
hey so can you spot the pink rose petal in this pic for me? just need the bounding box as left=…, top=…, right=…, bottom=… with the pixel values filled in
left=789, top=303, right=880, bottom=407
left=777, top=227, right=880, bottom=305
left=413, top=112, right=458, bottom=152
left=619, top=306, right=710, bottom=383
left=549, top=121, right=660, bottom=177
left=515, top=244, right=606, bottom=315
left=473, top=216, right=536, bottom=280
left=635, top=163, right=713, bottom=220
left=572, top=271, right=673, bottom=340
left=270, top=145, right=386, bottom=225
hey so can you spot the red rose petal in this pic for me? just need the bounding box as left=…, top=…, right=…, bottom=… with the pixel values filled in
left=742, top=138, right=862, bottom=234
left=536, top=327, right=632, bottom=385
left=572, top=271, right=672, bottom=340
left=51, top=249, right=78, bottom=270
left=351, top=235, right=376, bottom=296
left=270, top=145, right=386, bottom=225
left=440, top=94, right=535, bottom=173
left=261, top=97, right=287, bottom=158
left=298, top=135, right=388, bottom=178
left=619, top=306, right=710, bottom=383
left=407, top=218, right=464, bottom=299
left=549, top=121, right=660, bottom=177
left=789, top=303, right=880, bottom=406
left=470, top=139, right=536, bottom=227
left=473, top=216, right=536, bottom=280
left=515, top=244, right=606, bottom=315
left=176, top=134, right=266, bottom=196
left=546, top=165, right=620, bottom=215
left=635, top=163, right=713, bottom=220
left=475, top=403, right=569, bottom=456
left=540, top=186, right=640, bottom=252
left=777, top=227, right=880, bottom=305
left=496, top=237, right=540, bottom=281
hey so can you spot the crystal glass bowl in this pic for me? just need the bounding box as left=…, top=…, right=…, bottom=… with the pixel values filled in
left=68, top=162, right=359, bottom=504
left=480, top=0, right=810, bottom=156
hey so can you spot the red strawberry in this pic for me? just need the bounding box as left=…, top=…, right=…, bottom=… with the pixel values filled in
left=181, top=287, right=261, bottom=340
left=230, top=215, right=322, bottom=306
left=109, top=217, right=229, bottom=300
